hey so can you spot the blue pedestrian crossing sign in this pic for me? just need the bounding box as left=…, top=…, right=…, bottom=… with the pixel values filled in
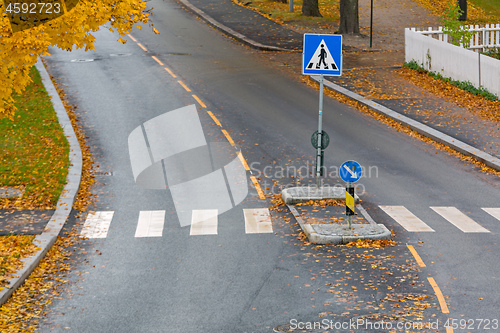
left=302, top=34, right=342, bottom=76
left=340, top=160, right=362, bottom=183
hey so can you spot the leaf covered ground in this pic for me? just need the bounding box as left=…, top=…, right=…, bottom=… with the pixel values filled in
left=0, top=234, right=79, bottom=332
left=234, top=0, right=340, bottom=27
left=0, top=236, right=39, bottom=289
left=268, top=197, right=440, bottom=328
left=0, top=65, right=95, bottom=331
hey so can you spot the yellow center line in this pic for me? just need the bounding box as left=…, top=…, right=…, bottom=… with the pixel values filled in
left=152, top=56, right=164, bottom=66
left=446, top=327, right=454, bottom=333
left=126, top=35, right=258, bottom=191
left=250, top=176, right=265, bottom=199
left=207, top=111, right=222, bottom=126
left=164, top=67, right=177, bottom=78
left=178, top=81, right=191, bottom=92
left=221, top=129, right=236, bottom=147
left=192, top=94, right=207, bottom=108
left=237, top=151, right=250, bottom=171
left=407, top=244, right=426, bottom=267
left=137, top=43, right=148, bottom=52
left=427, top=277, right=450, bottom=314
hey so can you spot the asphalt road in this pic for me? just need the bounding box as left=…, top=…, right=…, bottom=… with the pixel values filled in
left=41, top=0, right=500, bottom=331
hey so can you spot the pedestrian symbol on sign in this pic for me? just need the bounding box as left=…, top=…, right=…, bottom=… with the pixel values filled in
left=305, top=39, right=338, bottom=71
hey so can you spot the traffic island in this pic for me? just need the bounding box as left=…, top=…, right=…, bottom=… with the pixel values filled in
left=282, top=187, right=391, bottom=245
left=281, top=186, right=359, bottom=204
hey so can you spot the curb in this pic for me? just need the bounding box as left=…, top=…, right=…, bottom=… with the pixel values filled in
left=177, top=0, right=500, bottom=172
left=312, top=76, right=500, bottom=172
left=0, top=58, right=82, bottom=305
left=287, top=204, right=391, bottom=245
left=282, top=186, right=360, bottom=205
left=176, top=0, right=296, bottom=53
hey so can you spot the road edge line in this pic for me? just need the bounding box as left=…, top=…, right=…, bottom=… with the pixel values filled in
left=313, top=76, right=500, bottom=172
left=0, top=58, right=83, bottom=305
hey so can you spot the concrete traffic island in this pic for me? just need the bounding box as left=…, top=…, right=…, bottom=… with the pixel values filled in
left=282, top=187, right=391, bottom=245
left=281, top=185, right=359, bottom=204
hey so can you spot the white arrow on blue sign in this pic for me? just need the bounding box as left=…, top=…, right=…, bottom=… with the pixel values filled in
left=302, top=34, right=342, bottom=76
left=340, top=160, right=362, bottom=183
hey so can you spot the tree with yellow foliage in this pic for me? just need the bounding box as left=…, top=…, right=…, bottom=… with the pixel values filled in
left=0, top=0, right=156, bottom=118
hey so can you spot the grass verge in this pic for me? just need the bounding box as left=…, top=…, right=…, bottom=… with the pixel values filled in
left=403, top=60, right=499, bottom=102
left=0, top=65, right=69, bottom=308
left=237, top=0, right=498, bottom=28
left=412, top=0, right=498, bottom=23
left=0, top=62, right=95, bottom=331
left=0, top=66, right=69, bottom=210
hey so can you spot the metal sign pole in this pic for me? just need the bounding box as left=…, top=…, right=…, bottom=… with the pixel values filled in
left=370, top=0, right=374, bottom=48
left=315, top=74, right=324, bottom=187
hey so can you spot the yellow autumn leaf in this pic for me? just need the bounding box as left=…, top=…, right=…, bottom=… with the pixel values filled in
left=0, top=0, right=154, bottom=118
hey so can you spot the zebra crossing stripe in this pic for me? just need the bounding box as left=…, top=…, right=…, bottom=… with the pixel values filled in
left=243, top=208, right=273, bottom=234
left=482, top=208, right=500, bottom=222
left=81, top=211, right=114, bottom=238
left=135, top=210, right=165, bottom=237
left=379, top=206, right=435, bottom=232
left=431, top=207, right=490, bottom=233
left=190, top=209, right=218, bottom=235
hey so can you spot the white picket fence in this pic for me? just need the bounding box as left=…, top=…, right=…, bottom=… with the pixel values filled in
left=410, top=24, right=500, bottom=52
left=405, top=25, right=500, bottom=98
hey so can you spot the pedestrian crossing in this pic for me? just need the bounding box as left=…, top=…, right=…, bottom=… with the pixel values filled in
left=190, top=209, right=218, bottom=236
left=430, top=206, right=490, bottom=233
left=81, top=211, right=114, bottom=238
left=379, top=205, right=500, bottom=233
left=81, top=205, right=500, bottom=239
left=483, top=208, right=500, bottom=221
left=378, top=206, right=435, bottom=232
left=81, top=208, right=273, bottom=239
left=244, top=208, right=273, bottom=234
left=135, top=210, right=165, bottom=237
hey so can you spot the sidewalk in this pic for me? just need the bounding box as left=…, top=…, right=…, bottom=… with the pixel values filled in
left=180, top=0, right=500, bottom=163
left=184, top=0, right=302, bottom=51
left=178, top=0, right=500, bottom=242
left=181, top=0, right=500, bottom=157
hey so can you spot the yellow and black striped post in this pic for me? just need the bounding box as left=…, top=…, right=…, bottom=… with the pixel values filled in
left=346, top=183, right=355, bottom=229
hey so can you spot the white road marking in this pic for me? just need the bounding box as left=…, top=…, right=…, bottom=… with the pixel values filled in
left=81, top=211, right=114, bottom=238
left=431, top=206, right=490, bottom=233
left=343, top=165, right=357, bottom=178
left=190, top=209, right=218, bottom=235
left=135, top=210, right=165, bottom=237
left=244, top=208, right=273, bottom=234
left=379, top=205, right=435, bottom=232
left=482, top=208, right=500, bottom=222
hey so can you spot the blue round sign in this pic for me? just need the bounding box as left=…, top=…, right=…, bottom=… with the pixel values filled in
left=340, top=160, right=362, bottom=183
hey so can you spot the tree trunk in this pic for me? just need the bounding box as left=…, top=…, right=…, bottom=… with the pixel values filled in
left=338, top=0, right=359, bottom=34
left=302, top=0, right=322, bottom=17
left=457, top=0, right=467, bottom=21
